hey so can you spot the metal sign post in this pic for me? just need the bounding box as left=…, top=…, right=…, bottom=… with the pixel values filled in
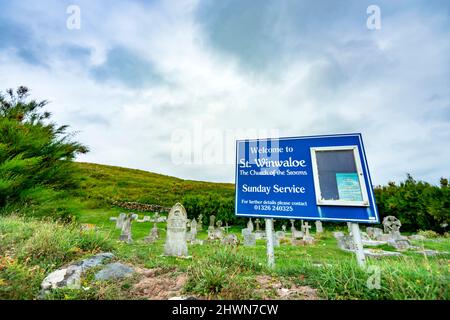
left=350, top=222, right=366, bottom=267
left=265, top=218, right=275, bottom=268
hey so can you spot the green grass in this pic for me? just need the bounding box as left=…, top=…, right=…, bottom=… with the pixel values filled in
left=75, top=162, right=234, bottom=207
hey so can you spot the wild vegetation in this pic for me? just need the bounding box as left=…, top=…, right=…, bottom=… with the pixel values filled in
left=1, top=214, right=448, bottom=300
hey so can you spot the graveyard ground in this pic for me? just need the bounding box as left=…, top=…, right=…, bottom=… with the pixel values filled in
left=0, top=209, right=448, bottom=300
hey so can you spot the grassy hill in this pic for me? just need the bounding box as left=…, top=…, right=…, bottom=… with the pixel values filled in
left=75, top=162, right=234, bottom=207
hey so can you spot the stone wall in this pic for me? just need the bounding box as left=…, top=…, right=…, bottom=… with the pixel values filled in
left=110, top=200, right=170, bottom=213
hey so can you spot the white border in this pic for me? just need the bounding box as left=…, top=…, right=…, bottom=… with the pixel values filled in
left=310, top=145, right=369, bottom=207
left=234, top=133, right=380, bottom=223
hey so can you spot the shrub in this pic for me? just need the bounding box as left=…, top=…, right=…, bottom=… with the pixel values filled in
left=0, top=86, right=88, bottom=218
left=185, top=247, right=263, bottom=299
left=418, top=230, right=439, bottom=238
left=374, top=175, right=450, bottom=232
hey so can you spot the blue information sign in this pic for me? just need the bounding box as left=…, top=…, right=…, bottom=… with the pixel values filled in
left=235, top=133, right=379, bottom=223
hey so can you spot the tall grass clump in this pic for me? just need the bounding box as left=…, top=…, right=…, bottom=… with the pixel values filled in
left=185, top=247, right=265, bottom=299
left=276, top=256, right=449, bottom=300
left=0, top=215, right=114, bottom=299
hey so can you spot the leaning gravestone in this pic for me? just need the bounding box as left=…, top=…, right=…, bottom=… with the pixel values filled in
left=164, top=203, right=188, bottom=256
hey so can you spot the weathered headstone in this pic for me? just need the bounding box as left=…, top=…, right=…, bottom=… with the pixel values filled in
left=243, top=229, right=256, bottom=246
left=290, top=219, right=296, bottom=233
left=315, top=221, right=323, bottom=233
left=224, top=222, right=230, bottom=233
left=189, top=219, right=198, bottom=242
left=255, top=219, right=261, bottom=231
left=282, top=224, right=287, bottom=233
left=275, top=231, right=285, bottom=240
left=383, top=216, right=403, bottom=239
left=115, top=213, right=126, bottom=230
left=382, top=216, right=412, bottom=249
left=372, top=228, right=384, bottom=240
left=119, top=213, right=136, bottom=243
left=221, top=234, right=239, bottom=246
left=302, top=222, right=314, bottom=244
left=247, top=219, right=254, bottom=232
left=197, top=214, right=203, bottom=231
left=164, top=203, right=188, bottom=256
left=334, top=232, right=355, bottom=251
left=144, top=223, right=159, bottom=243
left=304, top=222, right=311, bottom=237
left=208, top=215, right=216, bottom=232
left=272, top=233, right=280, bottom=247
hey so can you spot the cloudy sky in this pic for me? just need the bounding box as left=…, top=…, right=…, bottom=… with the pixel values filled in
left=0, top=0, right=449, bottom=185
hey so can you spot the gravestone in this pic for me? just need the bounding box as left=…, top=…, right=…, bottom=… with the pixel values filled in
left=224, top=222, right=230, bottom=233
left=290, top=219, right=296, bottom=233
left=197, top=214, right=203, bottom=231
left=144, top=223, right=159, bottom=243
left=282, top=224, right=287, bottom=233
left=315, top=221, right=323, bottom=233
left=164, top=203, right=188, bottom=256
left=189, top=219, right=198, bottom=242
left=254, top=218, right=265, bottom=239
left=116, top=213, right=126, bottom=230
left=275, top=231, right=285, bottom=240
left=243, top=229, right=256, bottom=246
left=302, top=222, right=314, bottom=244
left=382, top=216, right=412, bottom=249
left=247, top=219, right=254, bottom=232
left=301, top=220, right=305, bottom=233
left=208, top=215, right=216, bottom=232
left=272, top=233, right=280, bottom=247
left=221, top=234, right=239, bottom=246
left=119, top=213, right=136, bottom=243
left=334, top=232, right=356, bottom=251
left=372, top=228, right=384, bottom=240
left=255, top=219, right=261, bottom=232
left=207, top=220, right=223, bottom=241
left=304, top=222, right=311, bottom=237
left=383, top=216, right=403, bottom=239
